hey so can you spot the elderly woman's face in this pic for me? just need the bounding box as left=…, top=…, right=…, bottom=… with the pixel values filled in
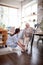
left=25, top=23, right=30, bottom=28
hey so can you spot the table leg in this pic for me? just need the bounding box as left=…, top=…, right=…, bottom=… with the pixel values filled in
left=31, top=34, right=34, bottom=51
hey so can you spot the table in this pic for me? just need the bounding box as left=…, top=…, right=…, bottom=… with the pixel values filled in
left=31, top=32, right=43, bottom=51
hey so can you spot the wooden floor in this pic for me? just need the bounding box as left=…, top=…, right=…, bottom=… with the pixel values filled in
left=0, top=44, right=43, bottom=65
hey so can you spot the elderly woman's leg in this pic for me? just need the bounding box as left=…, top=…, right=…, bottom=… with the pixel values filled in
left=24, top=37, right=30, bottom=51
left=17, top=41, right=25, bottom=51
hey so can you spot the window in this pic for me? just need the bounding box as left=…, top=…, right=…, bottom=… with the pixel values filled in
left=0, top=5, right=20, bottom=28
left=21, top=1, right=37, bottom=29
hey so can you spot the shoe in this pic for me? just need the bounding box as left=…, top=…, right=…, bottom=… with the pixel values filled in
left=5, top=45, right=7, bottom=47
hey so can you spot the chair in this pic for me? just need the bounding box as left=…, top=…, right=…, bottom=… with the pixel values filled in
left=0, top=28, right=7, bottom=47
left=37, top=36, right=43, bottom=45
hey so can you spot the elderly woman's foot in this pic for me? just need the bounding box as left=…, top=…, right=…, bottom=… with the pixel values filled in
left=21, top=50, right=26, bottom=53
left=21, top=49, right=28, bottom=53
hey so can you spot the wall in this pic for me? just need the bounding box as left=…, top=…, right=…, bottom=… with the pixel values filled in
left=0, top=0, right=21, bottom=8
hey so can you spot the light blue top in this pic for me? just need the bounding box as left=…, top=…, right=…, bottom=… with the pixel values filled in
left=6, top=33, right=20, bottom=47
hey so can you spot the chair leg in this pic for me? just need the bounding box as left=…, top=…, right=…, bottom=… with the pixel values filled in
left=42, top=40, right=43, bottom=44
left=37, top=38, right=43, bottom=46
left=37, top=39, right=40, bottom=45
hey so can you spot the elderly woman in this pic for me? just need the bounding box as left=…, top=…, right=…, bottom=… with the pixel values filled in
left=20, top=23, right=33, bottom=52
